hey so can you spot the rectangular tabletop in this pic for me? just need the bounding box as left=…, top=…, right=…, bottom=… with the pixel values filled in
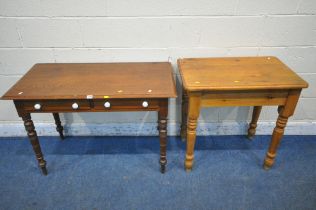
left=178, top=56, right=308, bottom=91
left=2, top=62, right=177, bottom=100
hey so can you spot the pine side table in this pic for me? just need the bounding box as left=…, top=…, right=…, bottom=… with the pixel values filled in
left=1, top=62, right=177, bottom=175
left=178, top=57, right=308, bottom=171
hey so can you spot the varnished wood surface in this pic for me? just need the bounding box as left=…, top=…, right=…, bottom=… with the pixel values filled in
left=178, top=56, right=308, bottom=91
left=2, top=62, right=177, bottom=100
left=179, top=56, right=308, bottom=172
left=14, top=99, right=162, bottom=114
left=247, top=106, right=262, bottom=139
left=53, top=113, right=64, bottom=139
left=200, top=89, right=288, bottom=106
left=14, top=97, right=170, bottom=175
left=2, top=62, right=176, bottom=175
left=22, top=113, right=47, bottom=175
left=158, top=99, right=168, bottom=173
left=185, top=93, right=201, bottom=171
left=263, top=90, right=301, bottom=169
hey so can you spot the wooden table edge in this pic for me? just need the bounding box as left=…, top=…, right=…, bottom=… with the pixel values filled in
left=1, top=61, right=178, bottom=100
left=1, top=94, right=178, bottom=100
left=177, top=57, right=309, bottom=92
left=180, top=85, right=308, bottom=92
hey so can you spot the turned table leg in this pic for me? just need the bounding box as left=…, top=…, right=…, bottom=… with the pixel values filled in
left=180, top=89, right=188, bottom=141
left=263, top=90, right=301, bottom=170
left=247, top=106, right=262, bottom=140
left=158, top=100, right=168, bottom=173
left=53, top=113, right=64, bottom=140
left=185, top=94, right=201, bottom=172
left=22, top=113, right=47, bottom=175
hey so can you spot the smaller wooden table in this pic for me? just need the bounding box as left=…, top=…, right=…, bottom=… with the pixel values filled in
left=178, top=57, right=308, bottom=171
left=1, top=62, right=176, bottom=175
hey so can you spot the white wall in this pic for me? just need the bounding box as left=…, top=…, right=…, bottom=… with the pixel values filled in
left=0, top=0, right=315, bottom=136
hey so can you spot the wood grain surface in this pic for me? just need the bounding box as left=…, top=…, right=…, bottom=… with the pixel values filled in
left=178, top=56, right=308, bottom=91
left=2, top=62, right=177, bottom=100
left=179, top=56, right=309, bottom=172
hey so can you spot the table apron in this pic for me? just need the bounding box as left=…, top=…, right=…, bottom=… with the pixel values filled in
left=14, top=99, right=165, bottom=115
left=200, top=90, right=289, bottom=107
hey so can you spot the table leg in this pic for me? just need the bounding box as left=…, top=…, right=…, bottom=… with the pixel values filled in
left=22, top=113, right=47, bottom=175
left=180, top=89, right=188, bottom=141
left=157, top=112, right=161, bottom=131
left=53, top=113, right=64, bottom=140
left=158, top=100, right=168, bottom=173
left=247, top=106, right=262, bottom=140
left=263, top=90, right=301, bottom=170
left=185, top=94, right=201, bottom=172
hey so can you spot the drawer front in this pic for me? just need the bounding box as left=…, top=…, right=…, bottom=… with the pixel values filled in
left=20, top=100, right=91, bottom=112
left=16, top=99, right=161, bottom=113
left=93, top=99, right=159, bottom=111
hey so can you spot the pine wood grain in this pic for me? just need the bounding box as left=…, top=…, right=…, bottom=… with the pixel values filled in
left=179, top=56, right=308, bottom=172
left=178, top=56, right=308, bottom=91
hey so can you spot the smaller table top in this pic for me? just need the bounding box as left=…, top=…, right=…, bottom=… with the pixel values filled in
left=178, top=56, right=308, bottom=91
left=2, top=62, right=177, bottom=100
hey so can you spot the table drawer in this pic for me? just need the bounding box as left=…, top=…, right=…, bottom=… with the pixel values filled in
left=19, top=100, right=91, bottom=112
left=93, top=99, right=159, bottom=111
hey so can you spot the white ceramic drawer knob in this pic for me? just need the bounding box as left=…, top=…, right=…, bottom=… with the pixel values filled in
left=34, top=104, right=41, bottom=110
left=104, top=102, right=111, bottom=108
left=72, top=103, right=79, bottom=110
left=142, top=101, right=149, bottom=108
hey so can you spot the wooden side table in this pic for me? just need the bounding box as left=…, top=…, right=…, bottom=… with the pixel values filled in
left=178, top=57, right=308, bottom=171
left=1, top=62, right=177, bottom=175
